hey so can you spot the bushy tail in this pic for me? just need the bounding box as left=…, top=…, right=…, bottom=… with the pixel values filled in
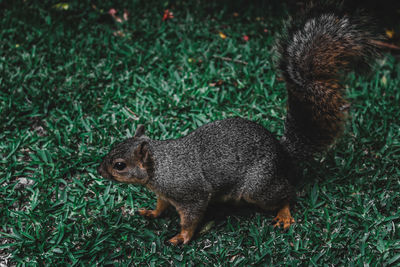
left=278, top=7, right=381, bottom=161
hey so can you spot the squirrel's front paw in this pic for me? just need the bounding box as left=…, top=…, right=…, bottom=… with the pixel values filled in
left=138, top=208, right=157, bottom=218
left=168, top=232, right=191, bottom=245
left=168, top=234, right=184, bottom=246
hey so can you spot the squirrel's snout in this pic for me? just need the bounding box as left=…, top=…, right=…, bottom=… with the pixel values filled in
left=97, top=162, right=113, bottom=181
left=97, top=162, right=107, bottom=177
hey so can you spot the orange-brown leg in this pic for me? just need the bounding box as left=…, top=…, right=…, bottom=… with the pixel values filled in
left=138, top=197, right=169, bottom=219
left=272, top=202, right=295, bottom=230
left=168, top=208, right=204, bottom=245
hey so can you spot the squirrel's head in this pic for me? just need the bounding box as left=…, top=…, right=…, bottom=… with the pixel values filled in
left=97, top=125, right=154, bottom=185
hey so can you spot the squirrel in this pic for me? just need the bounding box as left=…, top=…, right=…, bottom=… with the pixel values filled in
left=97, top=8, right=380, bottom=245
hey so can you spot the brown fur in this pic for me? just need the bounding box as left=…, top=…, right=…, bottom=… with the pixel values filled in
left=287, top=79, right=347, bottom=150
left=272, top=202, right=295, bottom=230
left=279, top=10, right=380, bottom=160
left=168, top=207, right=203, bottom=245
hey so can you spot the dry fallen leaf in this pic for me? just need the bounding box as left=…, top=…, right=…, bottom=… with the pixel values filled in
left=386, top=29, right=394, bottom=39
left=52, top=2, right=69, bottom=10
left=123, top=9, right=129, bottom=21
left=162, top=9, right=174, bottom=21
left=113, top=30, right=125, bottom=37
left=109, top=8, right=129, bottom=23
left=219, top=32, right=227, bottom=39
left=381, top=75, right=387, bottom=86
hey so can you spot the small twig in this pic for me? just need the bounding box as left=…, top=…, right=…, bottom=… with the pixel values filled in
left=213, top=55, right=248, bottom=65
left=124, top=106, right=139, bottom=120
left=371, top=40, right=400, bottom=50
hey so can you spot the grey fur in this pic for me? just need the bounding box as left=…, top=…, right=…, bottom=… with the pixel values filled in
left=99, top=118, right=295, bottom=209
left=98, top=118, right=296, bottom=243
left=149, top=118, right=294, bottom=206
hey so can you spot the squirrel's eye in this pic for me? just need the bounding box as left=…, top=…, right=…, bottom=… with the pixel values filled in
left=113, top=162, right=126, bottom=171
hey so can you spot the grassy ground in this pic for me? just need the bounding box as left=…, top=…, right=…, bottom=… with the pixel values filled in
left=1, top=0, right=400, bottom=265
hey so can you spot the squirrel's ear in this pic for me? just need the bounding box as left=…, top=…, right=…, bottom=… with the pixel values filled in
left=134, top=124, right=146, bottom=138
left=134, top=141, right=151, bottom=163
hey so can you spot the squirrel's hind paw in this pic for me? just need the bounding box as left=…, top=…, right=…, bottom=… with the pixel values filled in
left=272, top=215, right=295, bottom=230
left=272, top=203, right=295, bottom=230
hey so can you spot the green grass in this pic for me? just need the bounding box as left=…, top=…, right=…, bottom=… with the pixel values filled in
left=1, top=0, right=400, bottom=265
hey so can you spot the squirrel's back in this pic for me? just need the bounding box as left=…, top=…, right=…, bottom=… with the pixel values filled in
left=151, top=117, right=291, bottom=197
left=278, top=7, right=380, bottom=161
left=157, top=117, right=283, bottom=170
left=192, top=117, right=283, bottom=169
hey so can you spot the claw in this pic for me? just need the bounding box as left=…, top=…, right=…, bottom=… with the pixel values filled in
left=168, top=231, right=192, bottom=245
left=273, top=215, right=295, bottom=230
left=168, top=234, right=185, bottom=245
left=273, top=203, right=295, bottom=230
